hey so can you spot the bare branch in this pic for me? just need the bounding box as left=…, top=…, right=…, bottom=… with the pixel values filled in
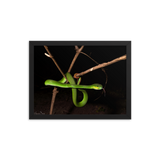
left=80, top=52, right=108, bottom=82
left=75, top=55, right=126, bottom=78
left=44, top=45, right=67, bottom=80
left=44, top=46, right=67, bottom=114
left=80, top=51, right=108, bottom=101
left=67, top=45, right=84, bottom=73
left=49, top=87, right=59, bottom=115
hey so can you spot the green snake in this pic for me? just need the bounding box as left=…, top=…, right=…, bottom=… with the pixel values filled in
left=44, top=72, right=103, bottom=107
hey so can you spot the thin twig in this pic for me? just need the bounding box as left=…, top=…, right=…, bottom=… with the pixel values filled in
left=75, top=55, right=126, bottom=78
left=67, top=45, right=84, bottom=73
left=44, top=45, right=67, bottom=115
left=80, top=51, right=108, bottom=85
left=44, top=45, right=67, bottom=80
left=80, top=51, right=108, bottom=101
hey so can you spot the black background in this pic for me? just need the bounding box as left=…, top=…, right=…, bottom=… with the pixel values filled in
left=34, top=45, right=126, bottom=115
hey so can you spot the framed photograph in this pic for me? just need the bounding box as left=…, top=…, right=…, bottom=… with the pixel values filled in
left=29, top=41, right=131, bottom=119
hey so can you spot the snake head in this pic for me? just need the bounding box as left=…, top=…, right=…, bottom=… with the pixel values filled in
left=91, top=83, right=103, bottom=90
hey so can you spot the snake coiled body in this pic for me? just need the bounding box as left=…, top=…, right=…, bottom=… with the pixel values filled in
left=45, top=72, right=103, bottom=107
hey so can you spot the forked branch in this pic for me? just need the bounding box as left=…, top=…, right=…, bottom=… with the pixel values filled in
left=44, top=45, right=84, bottom=114
left=44, top=45, right=67, bottom=115
left=68, top=45, right=84, bottom=73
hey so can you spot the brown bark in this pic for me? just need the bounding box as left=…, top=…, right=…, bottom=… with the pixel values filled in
left=44, top=45, right=67, bottom=80
left=75, top=55, right=126, bottom=78
left=49, top=87, right=59, bottom=115
left=67, top=46, right=84, bottom=73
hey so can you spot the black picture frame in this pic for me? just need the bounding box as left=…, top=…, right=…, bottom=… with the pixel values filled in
left=29, top=41, right=131, bottom=119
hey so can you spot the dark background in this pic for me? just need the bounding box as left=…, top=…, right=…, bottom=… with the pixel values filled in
left=34, top=46, right=126, bottom=114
